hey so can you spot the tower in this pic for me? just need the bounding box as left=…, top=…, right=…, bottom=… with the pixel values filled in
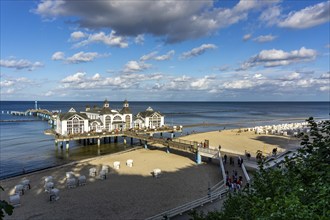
left=103, top=99, right=110, bottom=108
left=123, top=99, right=129, bottom=108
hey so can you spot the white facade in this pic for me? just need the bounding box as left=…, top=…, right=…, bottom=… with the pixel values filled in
left=56, top=100, right=134, bottom=135
left=134, top=107, right=165, bottom=129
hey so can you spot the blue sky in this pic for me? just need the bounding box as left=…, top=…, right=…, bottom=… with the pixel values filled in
left=1, top=0, right=329, bottom=101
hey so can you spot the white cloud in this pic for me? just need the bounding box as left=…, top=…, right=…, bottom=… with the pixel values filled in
left=66, top=51, right=100, bottom=64
left=155, top=50, right=175, bottom=61
left=243, top=34, right=252, bottom=41
left=190, top=76, right=212, bottom=90
left=92, top=73, right=101, bottom=81
left=135, top=34, right=144, bottom=45
left=61, top=72, right=86, bottom=83
left=320, top=86, right=329, bottom=91
left=34, top=0, right=278, bottom=43
left=278, top=1, right=330, bottom=29
left=259, top=5, right=281, bottom=26
left=51, top=51, right=65, bottom=60
left=0, top=58, right=43, bottom=70
left=181, top=44, right=217, bottom=59
left=281, top=72, right=301, bottom=81
left=0, top=80, right=15, bottom=87
left=240, top=47, right=317, bottom=69
left=70, top=31, right=87, bottom=41
left=253, top=34, right=277, bottom=43
left=123, top=61, right=151, bottom=73
left=73, top=31, right=128, bottom=48
left=140, top=52, right=158, bottom=61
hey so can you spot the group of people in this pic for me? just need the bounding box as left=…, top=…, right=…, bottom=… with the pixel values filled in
left=225, top=170, right=243, bottom=192
left=223, top=155, right=243, bottom=167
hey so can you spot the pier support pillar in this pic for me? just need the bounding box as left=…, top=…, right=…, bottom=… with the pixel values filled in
left=171, top=132, right=174, bottom=139
left=131, top=137, right=133, bottom=145
left=114, top=136, right=118, bottom=143
left=144, top=141, right=148, bottom=149
left=139, top=139, right=142, bottom=145
left=103, top=137, right=106, bottom=143
left=97, top=138, right=101, bottom=146
left=109, top=137, right=111, bottom=143
left=123, top=137, right=127, bottom=145
left=97, top=146, right=100, bottom=156
left=66, top=141, right=70, bottom=151
left=196, top=151, right=202, bottom=164
left=55, top=140, right=58, bottom=149
left=83, top=139, right=86, bottom=146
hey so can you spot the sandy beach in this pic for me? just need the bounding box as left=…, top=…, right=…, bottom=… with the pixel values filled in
left=0, top=128, right=301, bottom=219
left=0, top=147, right=220, bottom=220
left=180, top=129, right=300, bottom=157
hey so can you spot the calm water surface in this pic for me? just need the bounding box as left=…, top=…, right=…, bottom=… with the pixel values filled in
left=0, top=101, right=329, bottom=179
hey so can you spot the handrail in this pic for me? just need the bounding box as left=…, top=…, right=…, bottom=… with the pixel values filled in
left=239, top=156, right=251, bottom=183
left=145, top=188, right=228, bottom=220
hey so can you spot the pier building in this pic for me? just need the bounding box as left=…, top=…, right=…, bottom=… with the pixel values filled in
left=55, top=99, right=165, bottom=135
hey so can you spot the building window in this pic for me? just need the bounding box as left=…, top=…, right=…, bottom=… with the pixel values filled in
left=67, top=115, right=85, bottom=134
left=125, top=115, right=130, bottom=130
left=105, top=116, right=111, bottom=131
left=149, top=114, right=161, bottom=128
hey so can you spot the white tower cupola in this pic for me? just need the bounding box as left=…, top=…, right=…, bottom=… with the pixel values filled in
left=103, top=99, right=110, bottom=108
left=123, top=99, right=129, bottom=108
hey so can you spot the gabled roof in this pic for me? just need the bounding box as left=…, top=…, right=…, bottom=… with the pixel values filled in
left=59, top=112, right=89, bottom=120
left=120, top=107, right=132, bottom=114
left=136, top=107, right=164, bottom=118
left=100, top=107, right=113, bottom=115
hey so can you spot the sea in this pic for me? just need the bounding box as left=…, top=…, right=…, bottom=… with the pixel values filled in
left=0, top=101, right=329, bottom=180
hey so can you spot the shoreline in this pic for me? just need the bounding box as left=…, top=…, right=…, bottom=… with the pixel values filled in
left=0, top=146, right=143, bottom=182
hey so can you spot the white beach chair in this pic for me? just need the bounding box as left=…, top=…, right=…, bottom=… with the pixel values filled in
left=153, top=169, right=161, bottom=178
left=66, top=178, right=77, bottom=189
left=101, top=165, right=110, bottom=173
left=21, top=179, right=31, bottom=191
left=89, top=168, right=97, bottom=177
left=66, top=171, right=75, bottom=179
left=44, top=182, right=54, bottom=193
left=78, top=175, right=86, bottom=186
left=99, top=170, right=107, bottom=180
left=113, top=161, right=120, bottom=170
left=9, top=194, right=21, bottom=207
left=50, top=188, right=60, bottom=201
left=126, top=159, right=133, bottom=167
left=44, top=176, right=53, bottom=184
left=14, top=184, right=24, bottom=196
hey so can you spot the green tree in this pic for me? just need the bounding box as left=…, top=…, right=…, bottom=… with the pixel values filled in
left=0, top=186, right=14, bottom=219
left=191, top=117, right=330, bottom=219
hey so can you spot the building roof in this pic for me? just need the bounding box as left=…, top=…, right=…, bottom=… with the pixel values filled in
left=100, top=107, right=113, bottom=115
left=136, top=107, right=164, bottom=118
left=120, top=107, right=132, bottom=114
left=59, top=112, right=89, bottom=120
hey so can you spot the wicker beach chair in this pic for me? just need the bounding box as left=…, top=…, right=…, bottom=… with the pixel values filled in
left=101, top=165, right=110, bottom=173
left=66, top=178, right=77, bottom=189
left=126, top=159, right=133, bottom=167
left=44, top=182, right=54, bottom=193
left=14, top=184, right=24, bottom=196
left=89, top=168, right=97, bottom=177
left=21, top=179, right=31, bottom=191
left=113, top=161, right=120, bottom=169
left=153, top=169, right=161, bottom=178
left=44, top=176, right=53, bottom=184
left=9, top=194, right=21, bottom=207
left=50, top=188, right=60, bottom=201
left=78, top=175, right=86, bottom=186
